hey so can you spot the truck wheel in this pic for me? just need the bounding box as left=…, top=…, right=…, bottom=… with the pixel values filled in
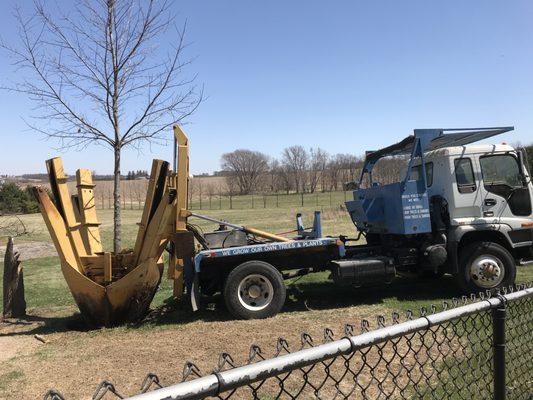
left=457, top=242, right=516, bottom=293
left=223, top=261, right=286, bottom=320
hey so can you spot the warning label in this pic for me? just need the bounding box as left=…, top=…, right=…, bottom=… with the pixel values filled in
left=402, top=193, right=429, bottom=220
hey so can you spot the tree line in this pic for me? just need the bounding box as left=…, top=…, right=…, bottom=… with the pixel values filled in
left=220, top=146, right=405, bottom=195
left=220, top=143, right=533, bottom=196
left=126, top=170, right=149, bottom=180
left=0, top=183, right=40, bottom=214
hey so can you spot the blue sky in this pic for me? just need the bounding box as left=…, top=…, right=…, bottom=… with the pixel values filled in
left=0, top=1, right=532, bottom=175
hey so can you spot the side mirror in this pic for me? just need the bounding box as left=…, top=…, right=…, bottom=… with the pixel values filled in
left=517, top=148, right=531, bottom=185
left=343, top=181, right=359, bottom=191
left=520, top=173, right=528, bottom=187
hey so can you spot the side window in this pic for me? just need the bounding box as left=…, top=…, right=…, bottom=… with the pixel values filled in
left=480, top=154, right=522, bottom=188
left=455, top=158, right=476, bottom=194
left=410, top=162, right=434, bottom=187
left=426, top=162, right=434, bottom=187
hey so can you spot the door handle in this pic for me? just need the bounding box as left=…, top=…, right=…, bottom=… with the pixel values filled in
left=484, top=198, right=497, bottom=206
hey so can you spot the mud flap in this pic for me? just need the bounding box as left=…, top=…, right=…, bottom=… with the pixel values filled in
left=190, top=273, right=200, bottom=312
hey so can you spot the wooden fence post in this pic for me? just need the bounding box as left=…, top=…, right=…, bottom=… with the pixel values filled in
left=2, top=237, right=26, bottom=319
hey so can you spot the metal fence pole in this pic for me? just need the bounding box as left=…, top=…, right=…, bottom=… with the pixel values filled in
left=492, top=300, right=506, bottom=400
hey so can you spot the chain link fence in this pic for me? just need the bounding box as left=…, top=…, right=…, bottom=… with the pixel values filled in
left=44, top=284, right=532, bottom=400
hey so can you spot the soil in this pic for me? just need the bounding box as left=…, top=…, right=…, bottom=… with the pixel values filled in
left=0, top=242, right=57, bottom=261
left=0, top=303, right=386, bottom=399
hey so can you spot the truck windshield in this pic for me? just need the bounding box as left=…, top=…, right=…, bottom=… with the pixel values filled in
left=480, top=154, right=522, bottom=188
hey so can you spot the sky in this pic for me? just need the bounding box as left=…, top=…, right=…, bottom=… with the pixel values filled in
left=0, top=1, right=532, bottom=176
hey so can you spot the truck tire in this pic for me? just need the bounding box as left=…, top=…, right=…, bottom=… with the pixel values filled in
left=456, top=242, right=516, bottom=293
left=223, top=261, right=286, bottom=320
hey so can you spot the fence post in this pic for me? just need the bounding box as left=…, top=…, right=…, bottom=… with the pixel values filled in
left=492, top=300, right=506, bottom=400
left=301, top=192, right=304, bottom=206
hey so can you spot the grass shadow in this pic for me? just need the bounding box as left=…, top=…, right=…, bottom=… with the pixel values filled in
left=0, top=313, right=91, bottom=337
left=137, top=274, right=463, bottom=328
left=284, top=273, right=462, bottom=313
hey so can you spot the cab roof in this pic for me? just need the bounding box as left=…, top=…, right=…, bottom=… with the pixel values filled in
left=365, top=126, right=514, bottom=165
left=425, top=143, right=516, bottom=158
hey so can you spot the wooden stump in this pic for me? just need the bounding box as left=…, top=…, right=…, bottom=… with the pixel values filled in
left=2, top=237, right=26, bottom=319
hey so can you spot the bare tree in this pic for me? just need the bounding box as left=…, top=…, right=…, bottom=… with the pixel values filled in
left=325, top=155, right=343, bottom=191
left=308, top=147, right=328, bottom=193
left=266, top=159, right=282, bottom=192
left=373, top=156, right=406, bottom=185
left=0, top=216, right=30, bottom=239
left=205, top=182, right=216, bottom=209
left=2, top=1, right=202, bottom=252
left=281, top=145, right=308, bottom=193
left=335, top=154, right=360, bottom=184
left=221, top=150, right=269, bottom=195
left=277, top=164, right=293, bottom=194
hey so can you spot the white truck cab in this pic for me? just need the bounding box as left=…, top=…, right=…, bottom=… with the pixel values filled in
left=419, top=144, right=532, bottom=235
left=349, top=127, right=533, bottom=293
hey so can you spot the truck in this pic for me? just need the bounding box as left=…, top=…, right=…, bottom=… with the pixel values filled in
left=34, top=125, right=533, bottom=325
left=189, top=126, right=533, bottom=319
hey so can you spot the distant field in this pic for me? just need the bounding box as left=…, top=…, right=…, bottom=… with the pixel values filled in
left=18, top=175, right=349, bottom=211
left=12, top=169, right=353, bottom=212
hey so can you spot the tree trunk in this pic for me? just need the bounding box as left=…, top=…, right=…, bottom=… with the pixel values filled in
left=3, top=237, right=26, bottom=319
left=113, top=146, right=122, bottom=253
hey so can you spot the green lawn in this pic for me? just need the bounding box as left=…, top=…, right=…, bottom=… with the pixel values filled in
left=0, top=205, right=356, bottom=247
left=1, top=250, right=531, bottom=331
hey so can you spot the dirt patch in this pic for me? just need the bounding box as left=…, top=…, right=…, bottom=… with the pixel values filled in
left=0, top=304, right=386, bottom=399
left=0, top=242, right=56, bottom=261
left=0, top=325, right=39, bottom=364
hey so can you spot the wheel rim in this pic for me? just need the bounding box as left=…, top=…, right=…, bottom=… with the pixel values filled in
left=469, top=255, right=505, bottom=288
left=237, top=274, right=274, bottom=311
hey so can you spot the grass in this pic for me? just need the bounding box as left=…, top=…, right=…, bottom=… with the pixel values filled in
left=0, top=203, right=355, bottom=246
left=15, top=257, right=72, bottom=309
left=188, top=190, right=352, bottom=211
left=1, top=248, right=532, bottom=330
left=0, top=370, right=24, bottom=392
